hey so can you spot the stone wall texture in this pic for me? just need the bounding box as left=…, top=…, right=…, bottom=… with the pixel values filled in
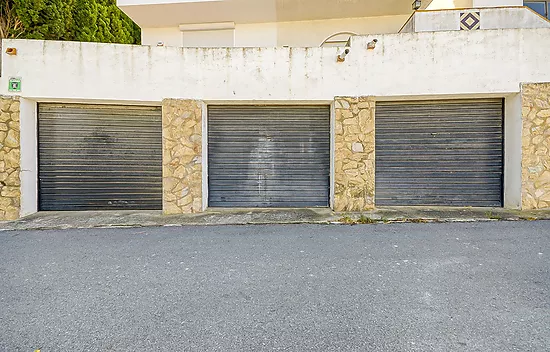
left=0, top=96, right=20, bottom=220
left=334, top=97, right=376, bottom=212
left=522, top=83, right=550, bottom=209
left=162, top=99, right=203, bottom=214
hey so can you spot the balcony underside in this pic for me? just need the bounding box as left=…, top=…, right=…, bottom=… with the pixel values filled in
left=118, top=0, right=415, bottom=27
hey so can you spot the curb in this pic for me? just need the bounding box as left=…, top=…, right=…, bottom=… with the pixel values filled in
left=1, top=215, right=549, bottom=232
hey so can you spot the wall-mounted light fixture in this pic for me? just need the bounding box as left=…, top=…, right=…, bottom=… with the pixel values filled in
left=412, top=0, right=422, bottom=11
left=367, top=39, right=378, bottom=50
left=337, top=48, right=350, bottom=63
left=5, top=48, right=17, bottom=55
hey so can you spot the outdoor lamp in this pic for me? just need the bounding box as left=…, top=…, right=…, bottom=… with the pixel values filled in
left=412, top=0, right=421, bottom=10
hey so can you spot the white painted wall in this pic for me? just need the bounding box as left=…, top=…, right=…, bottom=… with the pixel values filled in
left=415, top=10, right=462, bottom=31
left=3, top=28, right=549, bottom=102
left=426, top=0, right=523, bottom=9
left=427, top=0, right=473, bottom=9
left=234, top=23, right=278, bottom=47
left=183, top=29, right=234, bottom=47
left=481, top=7, right=550, bottom=29
left=504, top=93, right=522, bottom=209
left=141, top=6, right=546, bottom=47
left=275, top=15, right=410, bottom=47
left=473, top=0, right=523, bottom=7
left=200, top=101, right=208, bottom=211
left=19, top=98, right=37, bottom=216
left=118, top=0, right=217, bottom=5
left=141, top=15, right=410, bottom=47
left=400, top=15, right=415, bottom=33
left=142, top=27, right=182, bottom=47
left=412, top=6, right=550, bottom=32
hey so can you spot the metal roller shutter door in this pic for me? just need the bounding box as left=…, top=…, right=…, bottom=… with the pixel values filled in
left=38, top=104, right=162, bottom=211
left=375, top=99, right=504, bottom=207
left=208, top=105, right=330, bottom=208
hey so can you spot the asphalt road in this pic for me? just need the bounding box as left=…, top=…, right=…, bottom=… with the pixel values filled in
left=1, top=221, right=549, bottom=352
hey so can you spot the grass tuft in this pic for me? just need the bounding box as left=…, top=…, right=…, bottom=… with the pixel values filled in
left=357, top=215, right=377, bottom=224
left=485, top=211, right=503, bottom=220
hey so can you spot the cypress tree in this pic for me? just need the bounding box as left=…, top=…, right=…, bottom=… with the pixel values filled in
left=14, top=0, right=74, bottom=40
left=73, top=0, right=98, bottom=42
left=2, top=0, right=140, bottom=44
left=95, top=0, right=114, bottom=43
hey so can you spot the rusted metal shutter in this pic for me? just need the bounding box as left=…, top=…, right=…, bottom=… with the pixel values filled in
left=208, top=105, right=330, bottom=208
left=375, top=99, right=504, bottom=207
left=38, top=104, right=162, bottom=211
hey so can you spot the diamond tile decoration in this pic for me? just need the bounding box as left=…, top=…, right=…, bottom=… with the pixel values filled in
left=460, top=12, right=481, bottom=30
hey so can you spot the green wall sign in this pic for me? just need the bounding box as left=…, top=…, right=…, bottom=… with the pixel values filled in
left=8, top=77, right=21, bottom=92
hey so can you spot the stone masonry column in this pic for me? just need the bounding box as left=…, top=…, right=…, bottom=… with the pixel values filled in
left=0, top=96, right=21, bottom=220
left=521, top=83, right=550, bottom=209
left=334, top=97, right=376, bottom=212
left=162, top=99, right=203, bottom=214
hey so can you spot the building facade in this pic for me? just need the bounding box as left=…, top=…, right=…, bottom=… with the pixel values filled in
left=1, top=0, right=550, bottom=220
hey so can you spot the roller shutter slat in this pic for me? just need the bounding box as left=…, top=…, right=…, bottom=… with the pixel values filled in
left=38, top=104, right=162, bottom=211
left=375, top=99, right=503, bottom=207
left=208, top=105, right=330, bottom=208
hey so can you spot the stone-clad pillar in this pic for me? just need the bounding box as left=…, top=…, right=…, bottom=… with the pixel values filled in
left=162, top=99, right=203, bottom=214
left=0, top=96, right=21, bottom=220
left=334, top=97, right=376, bottom=212
left=521, top=83, right=550, bottom=209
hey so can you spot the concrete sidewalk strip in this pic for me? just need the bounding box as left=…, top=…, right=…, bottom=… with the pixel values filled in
left=1, top=207, right=550, bottom=231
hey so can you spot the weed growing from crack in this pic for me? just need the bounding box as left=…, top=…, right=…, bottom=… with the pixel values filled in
left=520, top=216, right=538, bottom=221
left=338, top=215, right=377, bottom=225
left=485, top=211, right=503, bottom=220
left=357, top=215, right=377, bottom=224
left=339, top=216, right=355, bottom=224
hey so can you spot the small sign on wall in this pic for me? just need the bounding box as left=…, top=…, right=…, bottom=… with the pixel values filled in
left=8, top=77, right=21, bottom=92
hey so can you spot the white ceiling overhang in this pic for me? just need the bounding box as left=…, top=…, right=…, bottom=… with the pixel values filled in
left=117, top=0, right=416, bottom=28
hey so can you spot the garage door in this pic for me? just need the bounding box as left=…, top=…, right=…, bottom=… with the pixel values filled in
left=38, top=104, right=162, bottom=211
left=376, top=99, right=503, bottom=207
left=208, top=106, right=330, bottom=207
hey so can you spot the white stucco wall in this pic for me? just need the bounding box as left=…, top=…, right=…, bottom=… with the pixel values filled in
left=118, top=0, right=214, bottom=5
left=504, top=93, right=522, bottom=209
left=141, top=27, right=182, bottom=47
left=2, top=28, right=549, bottom=102
left=415, top=10, right=462, bottom=31
left=426, top=0, right=523, bottom=9
left=19, top=98, right=37, bottom=216
left=275, top=15, right=410, bottom=47
left=183, top=29, right=235, bottom=47
left=473, top=0, right=523, bottom=7
left=234, top=23, right=278, bottom=47
left=481, top=7, right=550, bottom=29
left=413, top=6, right=550, bottom=32
left=427, top=0, right=474, bottom=9
left=141, top=15, right=410, bottom=47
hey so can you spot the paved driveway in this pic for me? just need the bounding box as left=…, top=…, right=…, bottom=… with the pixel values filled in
left=1, top=222, right=549, bottom=351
